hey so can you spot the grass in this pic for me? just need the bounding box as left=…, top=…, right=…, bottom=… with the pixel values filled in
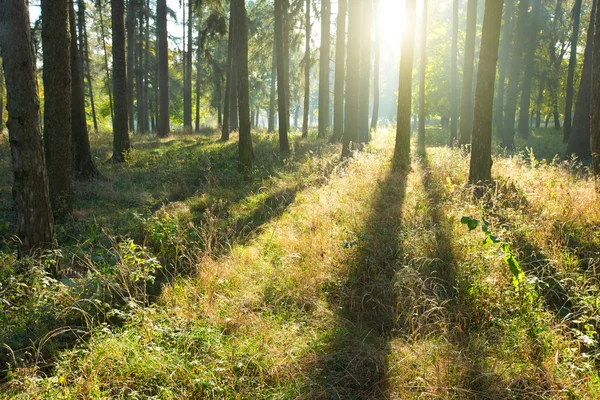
left=1, top=126, right=600, bottom=398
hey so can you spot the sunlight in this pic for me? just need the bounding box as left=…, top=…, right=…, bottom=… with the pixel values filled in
left=377, top=0, right=405, bottom=50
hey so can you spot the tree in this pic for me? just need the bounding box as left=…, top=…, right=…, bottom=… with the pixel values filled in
left=157, top=0, right=170, bottom=138
left=302, top=0, right=310, bottom=138
left=78, top=0, right=98, bottom=132
left=564, top=0, right=583, bottom=142
left=358, top=0, right=372, bottom=143
left=268, top=40, right=276, bottom=133
left=501, top=0, right=529, bottom=150
left=458, top=0, right=477, bottom=146
left=0, top=0, right=56, bottom=252
left=96, top=0, right=114, bottom=122
left=222, top=10, right=234, bottom=141
left=318, top=0, right=331, bottom=138
left=127, top=0, right=136, bottom=133
left=370, top=0, right=379, bottom=132
left=184, top=0, right=194, bottom=132
left=342, top=0, right=361, bottom=157
left=591, top=0, right=600, bottom=175
left=393, top=0, right=416, bottom=170
left=112, top=0, right=132, bottom=161
left=418, top=0, right=427, bottom=151
left=449, top=0, right=459, bottom=145
left=0, top=59, right=4, bottom=131
left=275, top=0, right=290, bottom=153
left=493, top=0, right=515, bottom=133
left=42, top=0, right=73, bottom=220
left=567, top=0, right=596, bottom=160
left=332, top=0, right=347, bottom=142
left=469, top=0, right=504, bottom=184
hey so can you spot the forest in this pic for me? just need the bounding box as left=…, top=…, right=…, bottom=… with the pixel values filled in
left=1, top=0, right=600, bottom=397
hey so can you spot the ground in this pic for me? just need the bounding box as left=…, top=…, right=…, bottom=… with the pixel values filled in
left=1, top=126, right=600, bottom=399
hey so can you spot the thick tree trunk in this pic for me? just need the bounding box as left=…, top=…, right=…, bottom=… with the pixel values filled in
left=517, top=0, right=542, bottom=139
left=564, top=0, right=583, bottom=142
left=42, top=0, right=73, bottom=220
left=0, top=0, right=56, bottom=253
left=184, top=0, right=193, bottom=132
left=370, top=0, right=380, bottom=133
left=393, top=0, right=416, bottom=169
left=493, top=0, right=515, bottom=133
left=418, top=0, right=427, bottom=151
left=469, top=0, right=504, bottom=184
left=275, top=0, right=290, bottom=153
left=591, top=0, right=600, bottom=175
left=358, top=0, right=372, bottom=143
left=302, top=0, right=310, bottom=138
left=127, top=0, right=136, bottom=133
left=157, top=0, right=170, bottom=137
left=70, top=2, right=101, bottom=180
left=332, top=0, right=347, bottom=142
left=449, top=0, right=459, bottom=145
left=458, top=0, right=477, bottom=146
left=567, top=0, right=595, bottom=160
left=318, top=0, right=331, bottom=138
left=112, top=0, right=132, bottom=161
left=97, top=0, right=114, bottom=122
left=501, top=0, right=529, bottom=150
left=230, top=65, right=239, bottom=131
left=268, top=40, right=276, bottom=133
left=342, top=0, right=361, bottom=157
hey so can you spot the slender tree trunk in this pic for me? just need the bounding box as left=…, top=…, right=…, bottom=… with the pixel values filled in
left=143, top=0, right=150, bottom=132
left=393, top=0, right=417, bottom=169
left=550, top=83, right=561, bottom=130
left=592, top=0, right=600, bottom=175
left=517, top=0, right=541, bottom=139
left=156, top=0, right=170, bottom=137
left=268, top=40, right=276, bottom=133
left=195, top=2, right=203, bottom=133
left=127, top=0, right=136, bottom=133
left=358, top=0, right=372, bottom=143
left=317, top=0, right=331, bottom=138
left=302, top=0, right=310, bottom=138
left=342, top=0, right=361, bottom=157
left=112, top=0, right=132, bottom=161
left=275, top=0, right=290, bottom=152
left=184, top=0, right=193, bottom=132
left=222, top=13, right=233, bottom=141
left=501, top=0, right=529, bottom=150
left=79, top=0, right=98, bottom=133
left=418, top=0, right=427, bottom=151
left=97, top=0, right=114, bottom=122
left=564, top=0, right=583, bottom=142
left=493, top=0, right=515, bottom=133
left=370, top=0, right=380, bottom=133
left=332, top=0, right=347, bottom=142
left=0, top=0, right=56, bottom=253
left=136, top=8, right=144, bottom=134
left=567, top=0, right=596, bottom=160
left=458, top=0, right=477, bottom=146
left=449, top=0, right=459, bottom=145
left=535, top=75, right=545, bottom=128
left=42, top=0, right=73, bottom=220
left=469, top=0, right=504, bottom=184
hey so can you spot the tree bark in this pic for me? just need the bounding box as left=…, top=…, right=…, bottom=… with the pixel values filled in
left=143, top=0, right=150, bottom=132
left=42, top=0, right=73, bottom=220
left=393, top=0, right=416, bottom=169
left=332, top=0, right=347, bottom=142
left=418, top=0, right=427, bottom=151
left=591, top=0, right=600, bottom=175
left=127, top=0, right=136, bottom=133
left=469, top=0, right=504, bottom=184
left=136, top=7, right=144, bottom=134
left=450, top=0, right=459, bottom=145
left=0, top=0, right=56, bottom=253
left=302, top=0, right=310, bottom=138
left=370, top=0, right=379, bottom=133
left=342, top=0, right=361, bottom=157
left=493, top=0, right=515, bottom=133
left=184, top=0, right=193, bottom=132
left=275, top=0, right=290, bottom=153
left=222, top=11, right=233, bottom=141
left=195, top=2, right=204, bottom=133
left=358, top=0, right=372, bottom=143
left=268, top=40, right=276, bottom=133
left=564, top=0, right=583, bottom=142
left=112, top=0, right=132, bottom=161
left=318, top=0, right=331, bottom=138
left=458, top=0, right=477, bottom=146
left=157, top=0, right=170, bottom=137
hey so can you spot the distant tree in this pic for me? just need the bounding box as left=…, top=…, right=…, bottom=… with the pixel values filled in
left=275, top=0, right=290, bottom=152
left=469, top=0, right=504, bottom=184
left=342, top=0, right=361, bottom=157
left=418, top=0, right=427, bottom=151
left=112, top=0, right=132, bottom=161
left=302, top=0, right=310, bottom=138
left=42, top=0, right=73, bottom=220
left=564, top=0, right=583, bottom=142
left=184, top=0, right=194, bottom=132
left=449, top=0, right=459, bottom=145
left=493, top=0, right=515, bottom=133
left=358, top=0, right=372, bottom=143
left=458, top=0, right=477, bottom=146
left=370, top=0, right=379, bottom=133
left=591, top=0, right=600, bottom=175
left=332, top=0, right=347, bottom=142
left=96, top=0, right=114, bottom=122
left=78, top=0, right=98, bottom=132
left=222, top=10, right=233, bottom=141
left=318, top=0, right=331, bottom=138
left=567, top=0, right=595, bottom=160
left=157, top=0, right=170, bottom=138
left=268, top=40, right=276, bottom=133
left=393, top=0, right=416, bottom=170
left=127, top=0, right=136, bottom=133
left=0, top=0, right=56, bottom=252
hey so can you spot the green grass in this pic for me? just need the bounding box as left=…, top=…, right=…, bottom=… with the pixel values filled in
left=1, top=127, right=600, bottom=398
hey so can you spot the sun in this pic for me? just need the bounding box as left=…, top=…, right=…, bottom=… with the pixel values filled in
left=376, top=0, right=406, bottom=53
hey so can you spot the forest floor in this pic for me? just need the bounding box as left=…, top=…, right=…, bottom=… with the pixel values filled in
left=1, top=127, right=600, bottom=398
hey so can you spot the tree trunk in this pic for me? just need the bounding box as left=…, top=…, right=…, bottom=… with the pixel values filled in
left=222, top=12, right=233, bottom=141
left=232, top=0, right=253, bottom=174
left=393, top=0, right=416, bottom=169
left=136, top=8, right=144, bottom=134
left=567, top=0, right=595, bottom=160
left=275, top=0, right=290, bottom=153
left=517, top=0, right=542, bottom=139
left=342, top=0, right=361, bottom=157
left=230, top=64, right=239, bottom=131
left=535, top=75, right=545, bottom=128
left=358, top=0, right=372, bottom=143
left=418, top=0, right=427, bottom=151
left=195, top=2, right=204, bottom=133
left=591, top=0, right=600, bottom=175
left=143, top=0, right=150, bottom=132
left=501, top=0, right=529, bottom=150
left=0, top=0, right=56, bottom=253
left=458, top=0, right=478, bottom=146
left=469, top=0, right=504, bottom=184
left=184, top=0, right=193, bottom=132
left=157, top=0, right=170, bottom=137
left=268, top=40, right=276, bottom=133
left=112, top=0, right=132, bottom=161
left=449, top=0, right=459, bottom=145
left=42, top=0, right=73, bottom=220
left=317, top=0, right=331, bottom=138
left=332, top=0, right=347, bottom=142
left=493, top=0, right=515, bottom=133
left=70, top=2, right=101, bottom=180
left=127, top=0, right=136, bottom=133
left=97, top=0, right=114, bottom=123
left=79, top=0, right=98, bottom=133
left=564, top=0, right=583, bottom=142
left=370, top=0, right=380, bottom=133
left=0, top=60, right=4, bottom=131
left=302, top=0, right=310, bottom=138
